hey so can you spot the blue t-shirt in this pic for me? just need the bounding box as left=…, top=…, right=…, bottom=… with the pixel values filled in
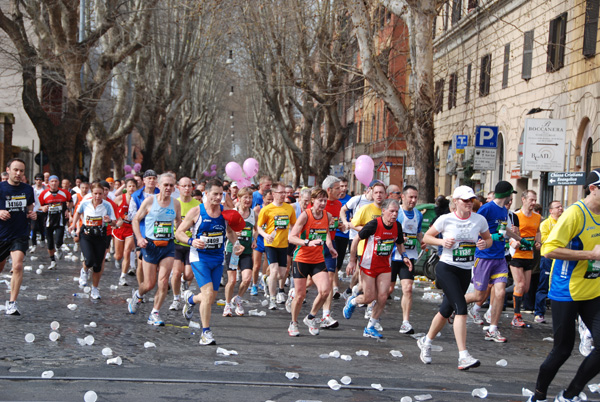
left=475, top=200, right=508, bottom=259
left=251, top=191, right=263, bottom=209
left=336, top=194, right=352, bottom=239
left=0, top=181, right=34, bottom=241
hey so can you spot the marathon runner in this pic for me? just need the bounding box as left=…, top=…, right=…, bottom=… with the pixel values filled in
left=333, top=177, right=352, bottom=299
left=29, top=173, right=46, bottom=253
left=39, top=175, right=72, bottom=269
left=251, top=189, right=273, bottom=296
left=112, top=178, right=138, bottom=286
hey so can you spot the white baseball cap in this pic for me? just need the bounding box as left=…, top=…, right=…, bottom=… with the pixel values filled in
left=230, top=181, right=239, bottom=188
left=452, top=185, right=476, bottom=200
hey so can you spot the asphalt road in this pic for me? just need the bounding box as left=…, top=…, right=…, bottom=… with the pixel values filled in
left=1, top=239, right=599, bottom=402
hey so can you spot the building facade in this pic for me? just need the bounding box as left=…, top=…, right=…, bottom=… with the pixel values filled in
left=433, top=0, right=600, bottom=211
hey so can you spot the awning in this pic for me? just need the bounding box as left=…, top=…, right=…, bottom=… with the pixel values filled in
left=471, top=173, right=481, bottom=181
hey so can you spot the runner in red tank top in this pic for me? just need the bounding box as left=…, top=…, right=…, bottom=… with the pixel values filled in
left=113, top=179, right=138, bottom=285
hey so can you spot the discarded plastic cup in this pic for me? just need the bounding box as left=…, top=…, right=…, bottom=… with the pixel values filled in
left=36, top=269, right=43, bottom=275
left=84, top=335, right=94, bottom=345
left=400, top=397, right=413, bottom=402
left=36, top=294, right=48, bottom=300
left=24, top=265, right=33, bottom=271
left=25, top=333, right=35, bottom=343
left=216, top=347, right=238, bottom=356
left=102, top=347, right=113, bottom=356
left=49, top=331, right=60, bottom=342
left=472, top=387, right=488, bottom=398
left=50, top=321, right=60, bottom=330
left=319, top=354, right=330, bottom=359
left=188, top=321, right=201, bottom=329
left=214, top=361, right=238, bottom=365
left=522, top=388, right=534, bottom=397
left=84, top=390, right=98, bottom=402
left=496, top=359, right=508, bottom=367
left=144, top=341, right=156, bottom=348
left=371, top=383, right=383, bottom=391
left=328, top=379, right=341, bottom=390
left=41, top=370, right=54, bottom=378
left=430, top=345, right=443, bottom=352
left=261, top=300, right=268, bottom=307
left=543, top=337, right=554, bottom=342
left=109, top=285, right=118, bottom=290
left=340, top=376, right=352, bottom=385
left=30, top=256, right=38, bottom=261
left=390, top=350, right=403, bottom=357
left=340, top=355, right=352, bottom=361
left=589, top=384, right=600, bottom=393
left=107, top=356, right=122, bottom=365
left=414, top=395, right=433, bottom=401
left=285, top=372, right=299, bottom=380
left=83, top=286, right=91, bottom=293
left=84, top=322, right=97, bottom=328
left=355, top=350, right=369, bottom=356
left=329, top=350, right=340, bottom=358
left=38, top=264, right=45, bottom=269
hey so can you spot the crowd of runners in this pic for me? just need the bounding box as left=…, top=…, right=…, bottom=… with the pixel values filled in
left=0, top=157, right=598, bottom=402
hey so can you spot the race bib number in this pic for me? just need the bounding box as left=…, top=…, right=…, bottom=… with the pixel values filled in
left=308, top=228, right=327, bottom=243
left=453, top=242, right=476, bottom=263
left=585, top=260, right=600, bottom=279
left=404, top=234, right=418, bottom=250
left=497, top=222, right=507, bottom=238
left=519, top=237, right=535, bottom=251
left=48, top=203, right=63, bottom=213
left=6, top=196, right=27, bottom=212
left=200, top=232, right=224, bottom=249
left=376, top=238, right=394, bottom=256
left=153, top=221, right=173, bottom=239
left=85, top=216, right=103, bottom=227
left=329, top=217, right=339, bottom=231
left=239, top=226, right=252, bottom=243
left=274, top=215, right=289, bottom=230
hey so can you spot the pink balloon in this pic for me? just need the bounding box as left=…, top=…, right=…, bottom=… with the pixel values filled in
left=238, top=178, right=251, bottom=188
left=133, top=163, right=142, bottom=172
left=210, top=171, right=217, bottom=176
left=225, top=161, right=244, bottom=181
left=354, top=155, right=374, bottom=186
left=123, top=165, right=132, bottom=173
left=203, top=171, right=210, bottom=177
left=242, top=158, right=259, bottom=178
left=211, top=164, right=217, bottom=171
left=124, top=173, right=133, bottom=179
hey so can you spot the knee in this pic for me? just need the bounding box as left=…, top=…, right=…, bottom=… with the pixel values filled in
left=240, top=278, right=251, bottom=288
left=295, top=290, right=306, bottom=303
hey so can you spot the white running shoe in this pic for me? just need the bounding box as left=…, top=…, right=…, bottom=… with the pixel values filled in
left=48, top=261, right=57, bottom=270
left=458, top=355, right=480, bottom=370
left=399, top=321, right=414, bottom=334
left=5, top=301, right=20, bottom=316
left=468, top=304, right=484, bottom=325
left=169, top=300, right=181, bottom=311
left=417, top=336, right=432, bottom=364
left=118, top=276, right=128, bottom=287
left=285, top=288, right=295, bottom=313
left=288, top=321, right=300, bottom=336
left=223, top=304, right=233, bottom=317
left=90, top=287, right=101, bottom=300
left=276, top=292, right=286, bottom=304
left=200, top=330, right=216, bottom=346
left=233, top=295, right=244, bottom=316
left=268, top=299, right=277, bottom=310
left=79, top=268, right=88, bottom=287
left=321, top=315, right=339, bottom=329
left=303, top=315, right=320, bottom=336
left=484, top=308, right=492, bottom=324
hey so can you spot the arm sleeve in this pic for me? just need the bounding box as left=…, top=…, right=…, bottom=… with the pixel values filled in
left=358, top=219, right=378, bottom=239
left=396, top=222, right=405, bottom=245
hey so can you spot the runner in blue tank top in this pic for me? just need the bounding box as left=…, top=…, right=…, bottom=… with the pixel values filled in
left=176, top=179, right=245, bottom=346
left=129, top=173, right=181, bottom=327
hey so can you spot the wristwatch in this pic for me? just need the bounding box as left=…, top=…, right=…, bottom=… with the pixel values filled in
left=304, top=239, right=310, bottom=246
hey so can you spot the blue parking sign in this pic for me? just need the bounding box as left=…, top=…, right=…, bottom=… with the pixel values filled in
left=475, top=126, right=498, bottom=148
left=455, top=135, right=468, bottom=149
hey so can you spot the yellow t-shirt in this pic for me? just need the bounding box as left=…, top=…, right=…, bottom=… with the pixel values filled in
left=174, top=197, right=201, bottom=247
left=541, top=200, right=600, bottom=301
left=351, top=203, right=382, bottom=256
left=540, top=216, right=558, bottom=244
left=257, top=203, right=296, bottom=248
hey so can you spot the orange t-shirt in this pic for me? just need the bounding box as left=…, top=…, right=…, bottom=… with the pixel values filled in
left=293, top=209, right=329, bottom=264
left=513, top=210, right=541, bottom=259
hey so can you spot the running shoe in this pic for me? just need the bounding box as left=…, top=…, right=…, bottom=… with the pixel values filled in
left=128, top=289, right=142, bottom=314
left=127, top=266, right=136, bottom=276
left=511, top=314, right=526, bottom=327
left=351, top=284, right=360, bottom=297
left=343, top=296, right=356, bottom=319
left=79, top=268, right=88, bottom=287
left=374, top=321, right=383, bottom=332
left=55, top=250, right=63, bottom=260
left=169, top=300, right=181, bottom=311
left=534, top=315, right=546, bottom=323
left=578, top=318, right=594, bottom=357
left=468, top=304, right=484, bottom=325
left=288, top=321, right=300, bottom=337
left=458, top=355, right=480, bottom=370
left=333, top=287, right=340, bottom=300
left=484, top=329, right=507, bottom=343
left=303, top=316, right=320, bottom=336
left=276, top=291, right=286, bottom=304
left=180, top=279, right=189, bottom=292
left=321, top=314, right=339, bottom=329
left=5, top=301, right=20, bottom=316
left=105, top=252, right=111, bottom=262
left=223, top=304, right=232, bottom=317
left=285, top=288, right=295, bottom=313
left=147, top=311, right=165, bottom=326
left=399, top=321, right=414, bottom=334
left=364, top=302, right=373, bottom=319
left=363, top=326, right=383, bottom=339
left=182, top=290, right=195, bottom=320
left=27, top=245, right=36, bottom=253
left=484, top=308, right=492, bottom=324
left=233, top=296, right=244, bottom=316
left=554, top=390, right=583, bottom=402
left=250, top=285, right=258, bottom=296
left=341, top=289, right=352, bottom=300
left=448, top=312, right=455, bottom=325
left=118, top=276, right=128, bottom=286
left=268, top=299, right=277, bottom=310
left=48, top=261, right=57, bottom=270
left=417, top=336, right=432, bottom=364
left=90, top=287, right=101, bottom=300
left=73, top=243, right=78, bottom=252
left=114, top=259, right=121, bottom=272
left=199, top=330, right=216, bottom=346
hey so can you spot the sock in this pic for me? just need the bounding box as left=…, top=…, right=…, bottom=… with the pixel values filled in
left=202, top=327, right=210, bottom=333
left=472, top=304, right=481, bottom=313
left=489, top=324, right=497, bottom=332
left=92, top=286, right=98, bottom=291
left=151, top=308, right=159, bottom=314
left=322, top=309, right=330, bottom=318
left=173, top=295, right=180, bottom=301
left=513, top=293, right=523, bottom=315
left=188, top=294, right=195, bottom=305
left=368, top=317, right=378, bottom=328
left=403, top=320, right=409, bottom=325
left=135, top=290, right=141, bottom=300
left=120, top=273, right=126, bottom=279
left=50, top=255, right=56, bottom=261
left=308, top=313, right=315, bottom=320
left=459, top=350, right=470, bottom=359
left=423, top=336, right=433, bottom=345
left=345, top=287, right=352, bottom=294
left=278, top=288, right=284, bottom=293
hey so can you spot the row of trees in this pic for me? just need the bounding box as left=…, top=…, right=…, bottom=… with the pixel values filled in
left=0, top=0, right=442, bottom=201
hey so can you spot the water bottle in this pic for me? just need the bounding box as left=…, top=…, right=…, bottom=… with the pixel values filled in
left=268, top=229, right=277, bottom=245
left=73, top=293, right=90, bottom=299
left=229, top=241, right=240, bottom=269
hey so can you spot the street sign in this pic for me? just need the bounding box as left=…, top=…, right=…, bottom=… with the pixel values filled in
left=455, top=135, right=468, bottom=154
left=473, top=148, right=496, bottom=170
left=34, top=152, right=49, bottom=166
left=511, top=167, right=521, bottom=179
left=406, top=167, right=416, bottom=176
left=377, top=162, right=389, bottom=173
left=523, top=118, right=566, bottom=172
left=548, top=172, right=586, bottom=186
left=475, top=126, right=498, bottom=148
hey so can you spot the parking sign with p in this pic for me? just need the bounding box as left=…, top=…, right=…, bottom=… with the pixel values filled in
left=475, top=126, right=498, bottom=148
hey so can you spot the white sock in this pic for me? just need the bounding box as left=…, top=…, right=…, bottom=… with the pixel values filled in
left=323, top=309, right=330, bottom=318
left=489, top=324, right=498, bottom=332
left=151, top=308, right=159, bottom=314
left=174, top=295, right=180, bottom=301
left=423, top=336, right=433, bottom=345
left=459, top=350, right=470, bottom=359
left=472, top=304, right=481, bottom=313
left=368, top=317, right=379, bottom=328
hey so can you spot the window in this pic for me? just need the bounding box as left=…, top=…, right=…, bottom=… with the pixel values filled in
left=547, top=13, right=567, bottom=72
left=434, top=79, right=445, bottom=113
left=465, top=64, right=472, bottom=103
left=448, top=73, right=458, bottom=109
left=468, top=0, right=478, bottom=11
left=451, top=0, right=462, bottom=26
left=502, top=43, right=510, bottom=88
left=479, top=54, right=491, bottom=96
left=583, top=0, right=599, bottom=57
left=522, top=30, right=534, bottom=80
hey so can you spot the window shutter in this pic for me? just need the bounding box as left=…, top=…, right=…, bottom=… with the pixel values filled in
left=583, top=0, right=599, bottom=57
left=502, top=43, right=510, bottom=88
left=522, top=30, right=534, bottom=80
